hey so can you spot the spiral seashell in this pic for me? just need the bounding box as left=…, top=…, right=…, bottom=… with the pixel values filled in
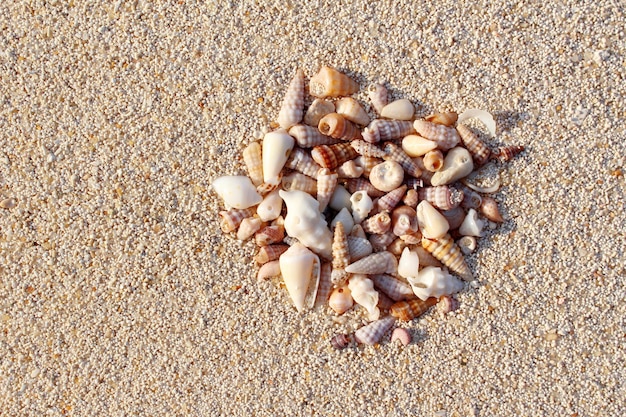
left=413, top=119, right=460, bottom=151
left=424, top=111, right=458, bottom=127
left=256, top=176, right=282, bottom=197
left=441, top=206, right=466, bottom=230
left=243, top=141, right=264, bottom=186
left=391, top=328, right=412, bottom=346
left=399, top=230, right=422, bottom=245
left=372, top=274, right=415, bottom=301
left=257, top=260, right=281, bottom=281
left=354, top=316, right=396, bottom=345
left=335, top=97, right=370, bottom=126
left=255, top=224, right=285, bottom=247
left=237, top=216, right=264, bottom=241
left=423, top=150, right=444, bottom=172
left=368, top=83, right=388, bottom=115
left=311, top=143, right=358, bottom=170
left=459, top=186, right=482, bottom=210
left=304, top=98, right=335, bottom=127
left=284, top=147, right=323, bottom=178
left=361, top=211, right=392, bottom=235
left=282, top=172, right=317, bottom=196
left=354, top=156, right=383, bottom=178
left=367, top=160, right=404, bottom=193
left=381, top=99, right=414, bottom=121
left=377, top=291, right=395, bottom=311
left=330, top=333, right=352, bottom=350
left=316, top=168, right=338, bottom=212
left=490, top=145, right=525, bottom=162
left=377, top=185, right=408, bottom=212
left=401, top=135, right=438, bottom=157
left=392, top=205, right=418, bottom=236
left=416, top=200, right=449, bottom=239
left=277, top=68, right=305, bottom=129
left=331, top=222, right=351, bottom=287
left=438, top=295, right=460, bottom=314
left=362, top=119, right=415, bottom=143
left=344, top=178, right=385, bottom=198
left=350, top=139, right=386, bottom=158
left=212, top=175, right=263, bottom=209
left=412, top=157, right=433, bottom=185
left=430, top=147, right=474, bottom=186
left=387, top=237, right=410, bottom=256
left=328, top=285, right=353, bottom=314
left=421, top=234, right=473, bottom=281
left=350, top=190, right=374, bottom=224
left=456, top=124, right=490, bottom=166
left=458, top=235, right=477, bottom=255
left=347, top=236, right=373, bottom=262
left=348, top=274, right=380, bottom=321
left=382, top=142, right=422, bottom=178
left=309, top=66, right=359, bottom=98
left=288, top=124, right=341, bottom=148
left=219, top=207, right=256, bottom=233
left=318, top=113, right=362, bottom=141
left=255, top=244, right=290, bottom=264
left=345, top=251, right=397, bottom=275
left=418, top=186, right=464, bottom=211
left=279, top=242, right=320, bottom=313
left=336, top=160, right=364, bottom=178
left=315, top=262, right=333, bottom=308
left=402, top=188, right=419, bottom=208
left=480, top=196, right=505, bottom=222
left=415, top=245, right=442, bottom=268
left=368, top=231, right=396, bottom=252
left=390, top=297, right=438, bottom=321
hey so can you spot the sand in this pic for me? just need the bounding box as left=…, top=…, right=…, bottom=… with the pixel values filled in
left=0, top=0, right=625, bottom=415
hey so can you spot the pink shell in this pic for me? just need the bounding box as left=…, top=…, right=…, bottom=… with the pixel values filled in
left=390, top=328, right=411, bottom=346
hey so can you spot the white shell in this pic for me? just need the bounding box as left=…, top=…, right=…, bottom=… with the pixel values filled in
left=401, top=135, right=438, bottom=157
left=237, top=217, right=263, bottom=240
left=279, top=190, right=333, bottom=259
left=328, top=286, right=353, bottom=314
left=279, top=243, right=320, bottom=312
left=348, top=274, right=380, bottom=321
left=350, top=191, right=374, bottom=224
left=457, top=108, right=496, bottom=136
left=397, top=247, right=420, bottom=279
left=277, top=68, right=304, bottom=129
left=331, top=207, right=355, bottom=234
left=407, top=266, right=464, bottom=301
left=328, top=185, right=352, bottom=212
left=369, top=160, right=404, bottom=192
left=335, top=97, right=370, bottom=126
left=256, top=189, right=283, bottom=222
left=430, top=147, right=474, bottom=186
left=262, top=129, right=295, bottom=186
left=381, top=99, right=414, bottom=120
left=458, top=208, right=485, bottom=237
left=416, top=200, right=450, bottom=239
left=212, top=175, right=263, bottom=209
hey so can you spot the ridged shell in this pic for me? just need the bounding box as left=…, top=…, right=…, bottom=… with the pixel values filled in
left=243, top=141, right=264, bottom=186
left=424, top=112, right=458, bottom=127
left=362, top=119, right=415, bottom=143
left=480, top=196, right=505, bottom=222
left=284, top=147, right=323, bottom=178
left=345, top=251, right=397, bottom=275
left=350, top=140, right=386, bottom=158
left=277, top=68, right=304, bottom=129
left=331, top=222, right=350, bottom=286
left=369, top=160, right=405, bottom=192
left=421, top=234, right=473, bottom=281
left=438, top=295, right=460, bottom=314
left=371, top=274, right=415, bottom=301
left=303, top=98, right=335, bottom=127
left=423, top=150, right=444, bottom=172
left=391, top=205, right=418, bottom=236
left=456, top=124, right=490, bottom=166
left=354, top=316, right=396, bottom=345
left=288, top=124, right=341, bottom=148
left=491, top=145, right=525, bottom=162
left=335, top=97, right=370, bottom=126
left=316, top=168, right=338, bottom=211
left=368, top=231, right=396, bottom=252
left=361, top=211, right=392, bottom=235
left=382, top=142, right=422, bottom=178
left=255, top=244, right=290, bottom=264
left=336, top=160, right=364, bottom=178
left=390, top=297, right=437, bottom=321
left=368, top=83, right=388, bottom=115
left=255, top=224, right=285, bottom=247
left=315, top=262, right=333, bottom=308
left=309, top=66, right=359, bottom=98
left=237, top=216, right=264, bottom=241
left=219, top=208, right=255, bottom=233
left=347, top=236, right=373, bottom=262
left=344, top=178, right=385, bottom=198
left=355, top=156, right=384, bottom=178
left=311, top=143, right=358, bottom=170
left=418, top=186, right=464, bottom=211
left=318, top=113, right=362, bottom=141
left=377, top=291, right=396, bottom=311
left=282, top=172, right=317, bottom=196
left=330, top=333, right=352, bottom=350
left=413, top=120, right=460, bottom=151
left=377, top=185, right=408, bottom=212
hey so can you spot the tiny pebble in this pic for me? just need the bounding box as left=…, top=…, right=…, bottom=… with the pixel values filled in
left=0, top=198, right=17, bottom=209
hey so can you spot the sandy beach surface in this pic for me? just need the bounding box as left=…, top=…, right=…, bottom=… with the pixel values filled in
left=1, top=1, right=625, bottom=415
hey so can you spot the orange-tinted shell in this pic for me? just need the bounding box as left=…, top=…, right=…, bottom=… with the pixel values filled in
left=219, top=208, right=256, bottom=233
left=457, top=124, right=490, bottom=166
left=309, top=66, right=359, bottom=98
left=311, top=143, right=358, bottom=170
left=318, top=113, right=362, bottom=141
left=424, top=112, right=458, bottom=127
left=390, top=297, right=438, bottom=321
left=421, top=234, right=472, bottom=281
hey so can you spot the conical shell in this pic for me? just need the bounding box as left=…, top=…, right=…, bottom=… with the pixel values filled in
left=255, top=224, right=285, bottom=247
left=369, top=160, right=405, bottom=192
left=347, top=236, right=373, bottom=262
left=362, top=119, right=415, bottom=143
left=458, top=208, right=484, bottom=237
left=350, top=140, right=386, bottom=158
left=372, top=274, right=415, bottom=301
left=361, top=211, right=391, bottom=235
left=335, top=97, right=370, bottom=126
left=490, top=145, right=525, bottom=162
left=480, top=196, right=505, bottom=222
left=262, top=129, right=295, bottom=186
left=337, top=160, right=364, bottom=178
left=331, top=222, right=350, bottom=286
left=457, top=124, right=490, bottom=166
left=368, top=83, right=388, bottom=115
left=421, top=234, right=472, bottom=281
left=397, top=247, right=420, bottom=279
left=354, top=316, right=396, bottom=345
left=316, top=168, right=338, bottom=212
left=344, top=178, right=385, bottom=198
left=219, top=207, right=255, bottom=233
left=380, top=98, right=414, bottom=121
left=284, top=147, right=323, bottom=178
left=390, top=297, right=437, bottom=321
left=288, top=124, right=341, bottom=148
left=424, top=112, right=458, bottom=127
left=243, top=141, right=264, bottom=186
left=423, top=150, right=444, bottom=172
left=415, top=245, right=442, bottom=268
left=255, top=244, right=290, bottom=264
left=330, top=207, right=354, bottom=233
left=418, top=186, right=464, bottom=211
left=401, top=135, right=438, bottom=157
left=377, top=185, right=408, bottom=212
left=311, top=143, right=358, bottom=170
left=416, top=200, right=449, bottom=239
left=237, top=216, right=264, bottom=241
left=279, top=242, right=320, bottom=313
left=315, top=262, right=333, bottom=308
left=345, top=251, right=397, bottom=275
left=413, top=120, right=460, bottom=151
left=382, top=142, right=422, bottom=178
left=318, top=113, right=362, bottom=141
left=328, top=285, right=353, bottom=314
left=368, top=231, right=396, bottom=252
left=350, top=224, right=367, bottom=239
left=277, top=68, right=305, bottom=129
left=303, top=98, right=335, bottom=127
left=377, top=291, right=395, bottom=311
left=282, top=172, right=317, bottom=196
left=354, top=156, right=383, bottom=178
left=309, top=66, right=359, bottom=98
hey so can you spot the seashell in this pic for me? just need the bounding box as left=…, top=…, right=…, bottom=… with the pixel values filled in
left=288, top=124, right=340, bottom=148
left=381, top=98, right=414, bottom=120
left=406, top=266, right=465, bottom=301
left=255, top=244, right=290, bottom=264
left=345, top=251, right=397, bottom=275
left=336, top=160, right=364, bottom=178
left=347, top=236, right=373, bottom=262
left=369, top=160, right=404, bottom=192
left=263, top=129, right=295, bottom=186
left=284, top=147, right=323, bottom=178
left=456, top=124, right=490, bottom=166
left=279, top=190, right=333, bottom=259
left=354, top=316, right=396, bottom=345
left=458, top=236, right=477, bottom=255
left=219, top=207, right=256, bottom=233
left=283, top=235, right=299, bottom=246
left=279, top=242, right=320, bottom=313
left=424, top=112, right=458, bottom=127
left=257, top=260, right=282, bottom=281
left=243, top=141, right=264, bottom=186
left=387, top=237, right=410, bottom=256
left=237, top=216, right=264, bottom=241
left=382, top=142, right=422, bottom=178
left=316, top=168, right=338, bottom=212
left=418, top=186, right=464, bottom=211
left=282, top=172, right=317, bottom=196
left=354, top=155, right=383, bottom=178
left=416, top=200, right=450, bottom=239
left=413, top=120, right=460, bottom=151
left=415, top=245, right=442, bottom=268
left=401, top=135, right=438, bottom=157
left=335, top=97, right=370, bottom=126
left=459, top=186, right=483, bottom=210
left=397, top=247, right=420, bottom=279
left=399, top=230, right=422, bottom=245
left=422, top=150, right=444, bottom=172
left=330, top=207, right=355, bottom=234
left=375, top=185, right=407, bottom=214
left=330, top=333, right=352, bottom=350
left=462, top=177, right=501, bottom=194
left=413, top=157, right=433, bottom=185
left=441, top=206, right=466, bottom=230
left=315, top=262, right=333, bottom=308
left=402, top=188, right=419, bottom=208
left=377, top=291, right=396, bottom=311
left=256, top=189, right=283, bottom=222
left=350, top=190, right=374, bottom=224
left=348, top=274, right=380, bottom=320
left=331, top=222, right=351, bottom=287
left=311, top=143, right=358, bottom=170
left=362, top=119, right=416, bottom=144
left=490, top=145, right=525, bottom=162
left=391, top=328, right=411, bottom=346
left=457, top=108, right=496, bottom=136
left=361, top=211, right=392, bottom=235
left=438, top=295, right=460, bottom=314
left=255, top=224, right=285, bottom=247
left=390, top=297, right=438, bottom=321
left=350, top=224, right=367, bottom=239
left=309, top=66, right=359, bottom=98
left=458, top=208, right=485, bottom=237
left=277, top=68, right=305, bottom=129
left=256, top=177, right=282, bottom=197
left=303, top=98, right=335, bottom=127
left=318, top=113, right=362, bottom=141
left=368, top=231, right=396, bottom=252
left=212, top=175, right=263, bottom=209
left=372, top=274, right=415, bottom=301
left=0, top=197, right=16, bottom=209
left=344, top=178, right=385, bottom=198
left=328, top=285, right=353, bottom=314
left=350, top=139, right=386, bottom=158
left=391, top=205, right=418, bottom=236
left=421, top=234, right=473, bottom=281
left=368, top=83, right=388, bottom=115
left=480, top=196, right=505, bottom=222
left=430, top=147, right=474, bottom=186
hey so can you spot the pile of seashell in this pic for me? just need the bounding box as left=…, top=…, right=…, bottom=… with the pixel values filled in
left=211, top=66, right=524, bottom=349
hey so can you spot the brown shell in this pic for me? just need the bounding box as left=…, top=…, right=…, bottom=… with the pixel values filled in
left=254, top=244, right=290, bottom=264
left=316, top=168, right=338, bottom=211
left=382, top=142, right=422, bottom=178
left=424, top=112, right=458, bottom=127
left=255, top=224, right=285, bottom=247
left=309, top=66, right=359, bottom=98
left=282, top=172, right=317, bottom=196
left=344, top=178, right=385, bottom=198
left=490, top=145, right=525, bottom=162
left=387, top=237, right=410, bottom=256
left=288, top=124, right=341, bottom=148
left=418, top=186, right=464, bottom=211
left=350, top=139, right=386, bottom=158
left=242, top=141, right=264, bottom=186
left=362, top=119, right=415, bottom=144
left=377, top=185, right=408, bottom=212
left=354, top=316, right=396, bottom=345
left=413, top=120, right=460, bottom=151
left=390, top=297, right=438, bottom=321
left=284, top=147, right=322, bottom=178
left=330, top=333, right=352, bottom=350
left=421, top=234, right=472, bottom=281
left=480, top=196, right=505, bottom=222
left=457, top=124, right=490, bottom=166
left=361, top=211, right=392, bottom=235
left=318, top=113, right=362, bottom=141
left=311, top=143, right=358, bottom=170
left=441, top=206, right=466, bottom=230
left=219, top=208, right=256, bottom=233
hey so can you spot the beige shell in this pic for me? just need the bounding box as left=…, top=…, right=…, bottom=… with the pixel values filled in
left=369, top=160, right=404, bottom=193
left=255, top=224, right=285, bottom=247
left=243, top=141, right=264, bottom=186
left=318, top=113, right=362, bottom=141
left=282, top=172, right=317, bottom=196
left=262, top=129, right=295, bottom=186
left=361, top=211, right=392, bottom=235
left=328, top=285, right=353, bottom=314
left=382, top=142, right=422, bottom=178
left=335, top=97, right=370, bottom=126
left=255, top=244, right=290, bottom=264
left=376, top=185, right=408, bottom=212
left=344, top=178, right=385, bottom=198
left=331, top=221, right=350, bottom=286
left=257, top=260, right=281, bottom=281
left=421, top=234, right=473, bottom=281
left=387, top=237, right=410, bottom=256
left=237, top=216, right=264, bottom=241
left=380, top=99, right=414, bottom=120
left=362, top=119, right=415, bottom=144
left=345, top=251, right=397, bottom=275
left=303, top=98, right=335, bottom=127
left=413, top=119, right=460, bottom=151
left=347, top=236, right=373, bottom=262
left=430, top=147, right=474, bottom=186
left=480, top=196, right=505, bottom=222
left=418, top=186, right=464, bottom=211
left=309, top=66, right=359, bottom=98
left=279, top=242, right=320, bottom=313
left=416, top=200, right=450, bottom=239
left=402, top=188, right=419, bottom=208
left=392, top=205, right=418, bottom=236
left=354, top=316, right=396, bottom=345
left=219, top=207, right=256, bottom=233
left=368, top=231, right=396, bottom=252
left=348, top=274, right=380, bottom=321
left=315, top=262, right=333, bottom=308
left=424, top=112, right=458, bottom=127
left=368, top=83, right=388, bottom=115
left=311, top=143, right=358, bottom=170
left=284, top=147, right=322, bottom=178
left=336, top=160, right=364, bottom=178
left=256, top=189, right=283, bottom=222
left=277, top=68, right=305, bottom=129
left=316, top=168, right=338, bottom=212
left=288, top=124, right=341, bottom=148
left=350, top=139, right=386, bottom=158
left=390, top=297, right=437, bottom=321
left=354, top=156, right=383, bottom=178
left=401, top=135, right=438, bottom=157
left=457, top=124, right=490, bottom=166
left=372, top=274, right=415, bottom=301
left=458, top=236, right=477, bottom=255
left=423, top=150, right=444, bottom=172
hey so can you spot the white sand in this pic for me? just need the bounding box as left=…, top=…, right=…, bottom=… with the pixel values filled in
left=1, top=1, right=625, bottom=415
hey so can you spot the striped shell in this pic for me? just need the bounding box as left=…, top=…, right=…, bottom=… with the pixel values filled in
left=219, top=208, right=255, bottom=233
left=303, top=99, right=335, bottom=127
left=282, top=172, right=317, bottom=196
left=361, top=211, right=392, bottom=235
left=390, top=297, right=438, bottom=321
left=491, top=145, right=525, bottom=162
left=311, top=143, right=358, bottom=170
left=345, top=251, right=397, bottom=275
left=347, top=236, right=373, bottom=262
left=362, top=119, right=416, bottom=144
left=277, top=68, right=304, bottom=129
left=413, top=119, right=460, bottom=151
left=368, top=231, right=396, bottom=252
left=288, top=124, right=341, bottom=148
left=456, top=124, right=490, bottom=166
left=351, top=139, right=386, bottom=158
left=372, top=274, right=415, bottom=301
left=255, top=224, right=285, bottom=247
left=425, top=112, right=458, bottom=127
left=316, top=168, right=338, bottom=212
left=331, top=222, right=351, bottom=286
left=382, top=142, right=422, bottom=178
left=368, top=83, right=388, bottom=115
left=377, top=185, right=408, bottom=212
left=284, top=147, right=322, bottom=178
left=354, top=316, right=396, bottom=345
left=418, top=186, right=464, bottom=211
left=330, top=333, right=352, bottom=350
left=344, top=178, right=385, bottom=198
left=255, top=244, right=290, bottom=264
left=355, top=156, right=384, bottom=178
left=243, top=141, right=264, bottom=186
left=421, top=234, right=473, bottom=281
left=318, top=113, right=362, bottom=141
left=315, top=262, right=333, bottom=308
left=309, top=66, right=359, bottom=98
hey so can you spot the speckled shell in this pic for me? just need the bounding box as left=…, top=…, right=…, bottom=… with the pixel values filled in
left=311, top=143, right=358, bottom=170
left=331, top=221, right=351, bottom=286
left=424, top=112, right=458, bottom=127
left=372, top=274, right=415, bottom=301
left=368, top=83, right=388, bottom=115
left=413, top=119, right=460, bottom=151
left=377, top=185, right=408, bottom=212
left=362, top=119, right=416, bottom=144
left=421, top=234, right=472, bottom=281
left=361, top=211, right=392, bottom=235
left=278, top=68, right=305, bottom=129
left=390, top=297, right=438, bottom=321
left=315, top=262, right=333, bottom=308
left=255, top=224, right=285, bottom=247
left=243, top=141, right=264, bottom=186
left=256, top=177, right=282, bottom=197
left=330, top=333, right=352, bottom=350
left=282, top=172, right=317, bottom=196
left=418, top=186, right=464, bottom=211
left=335, top=97, right=370, bottom=126
left=318, top=113, right=362, bottom=141
left=304, top=99, right=335, bottom=127
left=480, top=196, right=505, bottom=222
left=368, top=231, right=396, bottom=252
left=382, top=142, right=422, bottom=178
left=309, top=66, right=359, bottom=98
left=456, top=124, right=490, bottom=166
left=283, top=147, right=322, bottom=179
left=345, top=251, right=397, bottom=275
left=255, top=244, right=290, bottom=264
left=288, top=124, right=341, bottom=148
left=347, top=236, right=373, bottom=262
left=316, top=168, right=338, bottom=212
left=344, top=178, right=385, bottom=198
left=423, top=150, right=444, bottom=172
left=350, top=139, right=386, bottom=158
left=354, top=316, right=396, bottom=345
left=491, top=145, right=525, bottom=162
left=219, top=208, right=256, bottom=233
